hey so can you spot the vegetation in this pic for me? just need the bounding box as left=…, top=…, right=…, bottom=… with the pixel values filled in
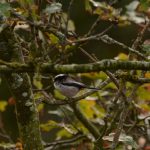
left=0, top=0, right=150, bottom=150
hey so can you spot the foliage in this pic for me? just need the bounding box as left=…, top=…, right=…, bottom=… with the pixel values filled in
left=0, top=101, right=7, bottom=112
left=0, top=0, right=150, bottom=150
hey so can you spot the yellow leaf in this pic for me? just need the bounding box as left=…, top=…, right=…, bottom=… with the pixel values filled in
left=33, top=74, right=43, bottom=89
left=81, top=72, right=107, bottom=82
left=40, top=120, right=58, bottom=132
left=56, top=128, right=72, bottom=138
left=37, top=103, right=44, bottom=112
left=34, top=92, right=44, bottom=100
left=137, top=84, right=150, bottom=100
left=54, top=90, right=66, bottom=99
left=140, top=104, right=150, bottom=111
left=46, top=33, right=59, bottom=44
left=145, top=72, right=150, bottom=78
left=79, top=100, right=96, bottom=118
left=0, top=101, right=7, bottom=112
left=85, top=0, right=92, bottom=13
left=115, top=53, right=128, bottom=60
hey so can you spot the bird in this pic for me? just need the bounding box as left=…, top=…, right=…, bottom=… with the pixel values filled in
left=54, top=74, right=99, bottom=98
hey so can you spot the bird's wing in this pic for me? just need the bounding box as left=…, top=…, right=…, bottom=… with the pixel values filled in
left=62, top=81, right=87, bottom=89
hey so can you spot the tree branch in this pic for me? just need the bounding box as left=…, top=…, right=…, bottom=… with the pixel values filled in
left=100, top=35, right=147, bottom=60
left=116, top=74, right=150, bottom=83
left=0, top=59, right=150, bottom=73
left=69, top=34, right=147, bottom=60
left=70, top=103, right=100, bottom=139
left=44, top=134, right=87, bottom=150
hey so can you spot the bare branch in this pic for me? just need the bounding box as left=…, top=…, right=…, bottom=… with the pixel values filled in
left=44, top=134, right=87, bottom=150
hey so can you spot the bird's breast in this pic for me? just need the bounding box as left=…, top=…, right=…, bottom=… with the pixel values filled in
left=54, top=82, right=79, bottom=97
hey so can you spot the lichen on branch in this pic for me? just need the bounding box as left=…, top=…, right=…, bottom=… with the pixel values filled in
left=0, top=59, right=150, bottom=74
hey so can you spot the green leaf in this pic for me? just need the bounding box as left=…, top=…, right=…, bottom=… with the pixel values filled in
left=104, top=82, right=117, bottom=90
left=79, top=100, right=96, bottom=119
left=0, top=2, right=11, bottom=17
left=20, top=0, right=34, bottom=6
left=47, top=33, right=59, bottom=45
left=40, top=120, right=58, bottom=132
left=142, top=40, right=150, bottom=55
left=103, top=133, right=138, bottom=149
left=37, top=103, right=44, bottom=112
left=91, top=1, right=129, bottom=25
left=25, top=0, right=34, bottom=3
left=142, top=44, right=150, bottom=53
left=84, top=0, right=92, bottom=13
left=138, top=0, right=150, bottom=12
left=44, top=2, right=62, bottom=14
left=54, top=89, right=66, bottom=99
left=81, top=72, right=107, bottom=80
left=56, top=128, right=72, bottom=138
left=76, top=122, right=89, bottom=134
left=33, top=74, right=43, bottom=89
left=34, top=92, right=44, bottom=100
left=137, top=84, right=150, bottom=100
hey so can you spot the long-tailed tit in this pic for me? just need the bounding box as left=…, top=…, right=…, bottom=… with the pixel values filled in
left=54, top=74, right=99, bottom=98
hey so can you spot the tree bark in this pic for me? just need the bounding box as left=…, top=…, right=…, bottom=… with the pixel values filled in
left=0, top=26, right=43, bottom=149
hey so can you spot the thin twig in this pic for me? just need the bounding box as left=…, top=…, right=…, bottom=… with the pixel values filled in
left=129, top=20, right=150, bottom=60
left=132, top=20, right=150, bottom=50
left=79, top=43, right=128, bottom=149
left=45, top=135, right=87, bottom=150
left=79, top=47, right=126, bottom=103
left=70, top=103, right=100, bottom=139
left=116, top=74, right=150, bottom=83
left=86, top=21, right=113, bottom=37
left=45, top=134, right=87, bottom=148
left=79, top=47, right=119, bottom=89
left=85, top=17, right=100, bottom=37
left=70, top=34, right=147, bottom=59
left=85, top=0, right=117, bottom=37
left=79, top=47, right=96, bottom=62
left=111, top=105, right=128, bottom=150
left=33, top=86, right=51, bottom=92
left=100, top=35, right=147, bottom=60
left=110, top=79, right=128, bottom=149
left=64, top=0, right=74, bottom=36
left=105, top=71, right=119, bottom=88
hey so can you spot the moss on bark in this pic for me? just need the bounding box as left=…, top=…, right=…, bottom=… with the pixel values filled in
left=0, top=26, right=43, bottom=149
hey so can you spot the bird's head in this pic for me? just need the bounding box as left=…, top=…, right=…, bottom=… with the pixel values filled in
left=54, top=74, right=68, bottom=83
